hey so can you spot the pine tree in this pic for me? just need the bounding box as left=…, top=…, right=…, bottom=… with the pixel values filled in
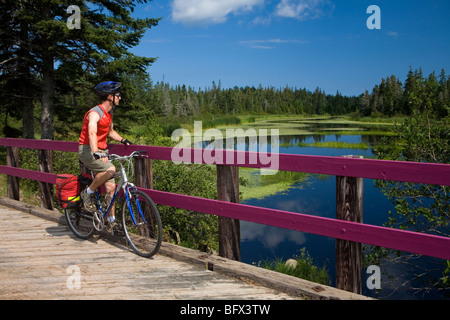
left=0, top=0, right=160, bottom=139
left=437, top=69, right=449, bottom=117
left=0, top=0, right=39, bottom=138
left=359, top=90, right=372, bottom=116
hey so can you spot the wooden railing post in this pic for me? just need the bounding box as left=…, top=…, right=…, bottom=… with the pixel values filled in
left=336, top=156, right=363, bottom=294
left=135, top=157, right=153, bottom=189
left=6, top=146, right=20, bottom=200
left=38, top=148, right=54, bottom=210
left=217, top=165, right=240, bottom=261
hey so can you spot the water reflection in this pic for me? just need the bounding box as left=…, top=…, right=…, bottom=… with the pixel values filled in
left=238, top=131, right=446, bottom=300
left=241, top=174, right=339, bottom=270
left=241, top=222, right=307, bottom=251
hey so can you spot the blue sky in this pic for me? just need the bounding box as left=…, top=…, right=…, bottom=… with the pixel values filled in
left=130, top=0, right=450, bottom=97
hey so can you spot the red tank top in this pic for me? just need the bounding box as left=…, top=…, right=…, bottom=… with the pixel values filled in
left=79, top=105, right=112, bottom=150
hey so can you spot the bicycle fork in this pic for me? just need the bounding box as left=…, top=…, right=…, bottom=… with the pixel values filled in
left=124, top=187, right=147, bottom=226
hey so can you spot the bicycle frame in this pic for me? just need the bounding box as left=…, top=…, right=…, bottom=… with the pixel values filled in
left=68, top=150, right=161, bottom=257
left=92, top=153, right=145, bottom=226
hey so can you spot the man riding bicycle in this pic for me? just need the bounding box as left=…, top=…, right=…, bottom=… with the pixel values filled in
left=78, top=81, right=132, bottom=225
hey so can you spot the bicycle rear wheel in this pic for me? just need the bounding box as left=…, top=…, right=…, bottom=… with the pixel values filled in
left=65, top=205, right=95, bottom=239
left=122, top=189, right=162, bottom=258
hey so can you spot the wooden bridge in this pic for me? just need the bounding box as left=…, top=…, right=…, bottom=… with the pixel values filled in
left=0, top=198, right=365, bottom=300
left=0, top=137, right=449, bottom=299
left=1, top=201, right=293, bottom=300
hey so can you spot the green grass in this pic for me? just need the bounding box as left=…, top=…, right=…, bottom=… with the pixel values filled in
left=211, top=115, right=396, bottom=137
left=313, top=129, right=397, bottom=136
left=258, top=248, right=331, bottom=285
left=162, top=114, right=397, bottom=140
left=297, top=141, right=370, bottom=150
left=239, top=168, right=310, bottom=200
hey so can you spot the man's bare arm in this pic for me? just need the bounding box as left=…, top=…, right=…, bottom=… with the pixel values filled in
left=87, top=112, right=101, bottom=152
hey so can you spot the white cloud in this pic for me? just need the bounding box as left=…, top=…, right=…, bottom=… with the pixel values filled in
left=240, top=38, right=308, bottom=49
left=275, top=0, right=333, bottom=20
left=386, top=31, right=400, bottom=39
left=251, top=16, right=272, bottom=26
left=172, top=0, right=264, bottom=25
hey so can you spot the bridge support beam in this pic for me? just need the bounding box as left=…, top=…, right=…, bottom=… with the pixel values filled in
left=336, top=166, right=364, bottom=294
left=217, top=165, right=240, bottom=261
left=6, top=147, right=20, bottom=201
left=38, top=149, right=53, bottom=210
left=135, top=157, right=153, bottom=190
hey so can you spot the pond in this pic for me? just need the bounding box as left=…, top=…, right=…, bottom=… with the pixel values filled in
left=213, top=117, right=447, bottom=300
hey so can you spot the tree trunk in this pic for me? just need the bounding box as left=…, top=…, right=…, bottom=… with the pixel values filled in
left=18, top=16, right=35, bottom=140
left=41, top=56, right=54, bottom=140
left=37, top=4, right=54, bottom=210
left=22, top=98, right=35, bottom=139
left=40, top=4, right=54, bottom=140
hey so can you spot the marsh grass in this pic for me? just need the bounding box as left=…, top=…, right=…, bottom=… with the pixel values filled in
left=239, top=167, right=310, bottom=200
left=258, top=248, right=331, bottom=285
left=298, top=141, right=370, bottom=150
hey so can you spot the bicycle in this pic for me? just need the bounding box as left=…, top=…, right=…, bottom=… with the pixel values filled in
left=65, top=150, right=163, bottom=258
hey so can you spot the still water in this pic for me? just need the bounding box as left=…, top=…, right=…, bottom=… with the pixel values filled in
left=237, top=133, right=447, bottom=300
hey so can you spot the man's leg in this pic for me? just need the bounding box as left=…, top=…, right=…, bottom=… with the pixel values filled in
left=104, top=180, right=116, bottom=221
left=89, top=166, right=115, bottom=191
left=81, top=166, right=115, bottom=212
left=79, top=145, right=116, bottom=212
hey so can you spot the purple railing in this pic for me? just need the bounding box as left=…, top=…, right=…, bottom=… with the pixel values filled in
left=0, top=137, right=449, bottom=261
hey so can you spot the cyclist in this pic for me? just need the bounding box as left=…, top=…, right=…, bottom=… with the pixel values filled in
left=78, top=81, right=132, bottom=225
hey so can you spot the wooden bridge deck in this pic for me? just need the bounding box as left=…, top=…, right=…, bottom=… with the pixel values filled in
left=0, top=198, right=370, bottom=300
left=0, top=206, right=295, bottom=300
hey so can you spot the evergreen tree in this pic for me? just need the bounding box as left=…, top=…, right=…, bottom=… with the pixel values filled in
left=0, top=0, right=160, bottom=139
left=0, top=0, right=39, bottom=138
left=436, top=69, right=450, bottom=117
left=359, top=90, right=372, bottom=116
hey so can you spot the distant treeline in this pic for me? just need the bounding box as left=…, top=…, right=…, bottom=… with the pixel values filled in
left=2, top=66, right=449, bottom=139
left=145, top=66, right=450, bottom=119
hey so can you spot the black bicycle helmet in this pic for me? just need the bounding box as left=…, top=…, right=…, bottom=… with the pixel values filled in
left=94, top=81, right=122, bottom=95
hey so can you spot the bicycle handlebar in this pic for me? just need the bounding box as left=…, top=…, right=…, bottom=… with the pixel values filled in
left=92, top=150, right=147, bottom=161
left=108, top=150, right=148, bottom=161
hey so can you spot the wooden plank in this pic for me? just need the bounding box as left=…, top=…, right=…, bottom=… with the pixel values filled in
left=0, top=205, right=299, bottom=300
left=275, top=152, right=450, bottom=186
left=108, top=143, right=450, bottom=186
left=158, top=239, right=372, bottom=300
left=1, top=138, right=449, bottom=186
left=0, top=138, right=77, bottom=152
left=0, top=201, right=372, bottom=300
left=0, top=165, right=56, bottom=184
left=140, top=188, right=450, bottom=261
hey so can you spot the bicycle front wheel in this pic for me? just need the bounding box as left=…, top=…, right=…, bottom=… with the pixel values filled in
left=122, top=189, right=162, bottom=258
left=65, top=206, right=95, bottom=239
